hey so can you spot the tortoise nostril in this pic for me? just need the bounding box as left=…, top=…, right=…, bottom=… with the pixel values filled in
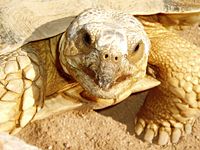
left=103, top=54, right=120, bottom=62
left=104, top=54, right=109, bottom=59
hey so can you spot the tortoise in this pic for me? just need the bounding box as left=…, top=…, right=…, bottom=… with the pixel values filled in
left=0, top=0, right=200, bottom=146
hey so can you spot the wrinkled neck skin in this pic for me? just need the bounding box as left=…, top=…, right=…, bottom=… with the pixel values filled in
left=58, top=9, right=150, bottom=99
left=38, top=34, right=73, bottom=96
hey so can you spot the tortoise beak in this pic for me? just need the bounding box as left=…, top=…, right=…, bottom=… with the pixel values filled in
left=97, top=70, right=115, bottom=90
left=81, top=60, right=120, bottom=91
left=95, top=60, right=123, bottom=91
left=98, top=75, right=112, bottom=90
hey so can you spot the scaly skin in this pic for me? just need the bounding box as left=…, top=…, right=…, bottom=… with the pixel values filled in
left=0, top=35, right=73, bottom=133
left=135, top=19, right=200, bottom=145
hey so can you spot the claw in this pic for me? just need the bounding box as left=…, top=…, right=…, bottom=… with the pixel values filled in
left=158, top=128, right=169, bottom=145
left=134, top=118, right=145, bottom=135
left=144, top=128, right=154, bottom=143
left=135, top=116, right=192, bottom=145
left=144, top=123, right=158, bottom=143
left=171, top=128, right=181, bottom=144
left=184, top=123, right=192, bottom=134
left=135, top=123, right=144, bottom=136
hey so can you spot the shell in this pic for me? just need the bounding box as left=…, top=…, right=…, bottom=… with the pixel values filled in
left=0, top=0, right=200, bottom=55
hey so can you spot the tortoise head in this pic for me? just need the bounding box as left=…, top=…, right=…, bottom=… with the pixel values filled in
left=59, top=9, right=150, bottom=99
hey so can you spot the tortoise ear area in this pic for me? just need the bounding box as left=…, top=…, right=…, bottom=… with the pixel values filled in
left=130, top=75, right=160, bottom=93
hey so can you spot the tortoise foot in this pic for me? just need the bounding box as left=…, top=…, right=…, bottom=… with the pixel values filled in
left=134, top=88, right=198, bottom=145
left=134, top=116, right=195, bottom=145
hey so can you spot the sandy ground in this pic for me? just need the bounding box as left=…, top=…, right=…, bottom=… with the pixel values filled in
left=16, top=93, right=200, bottom=150
left=16, top=23, right=200, bottom=150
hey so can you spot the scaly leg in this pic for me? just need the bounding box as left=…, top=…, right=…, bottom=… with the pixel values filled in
left=0, top=45, right=45, bottom=133
left=135, top=20, right=200, bottom=145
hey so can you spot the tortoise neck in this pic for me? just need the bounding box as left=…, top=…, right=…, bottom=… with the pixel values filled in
left=49, top=33, right=63, bottom=64
left=49, top=32, right=73, bottom=78
left=44, top=33, right=73, bottom=96
left=58, top=32, right=71, bottom=75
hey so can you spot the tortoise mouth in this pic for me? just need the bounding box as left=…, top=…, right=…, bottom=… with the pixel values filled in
left=81, top=65, right=132, bottom=91
left=60, top=57, right=150, bottom=100
left=77, top=70, right=135, bottom=99
left=60, top=55, right=138, bottom=99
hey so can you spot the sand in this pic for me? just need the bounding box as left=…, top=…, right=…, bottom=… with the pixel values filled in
left=16, top=93, right=200, bottom=150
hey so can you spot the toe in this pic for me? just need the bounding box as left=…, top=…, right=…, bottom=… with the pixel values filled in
left=158, top=128, right=170, bottom=145
left=144, top=123, right=158, bottom=143
left=184, top=122, right=192, bottom=134
left=134, top=118, right=145, bottom=136
left=144, top=129, right=154, bottom=143
left=171, top=128, right=181, bottom=144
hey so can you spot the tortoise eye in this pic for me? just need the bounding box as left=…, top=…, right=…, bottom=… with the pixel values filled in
left=133, top=43, right=140, bottom=52
left=127, top=40, right=145, bottom=63
left=83, top=32, right=92, bottom=46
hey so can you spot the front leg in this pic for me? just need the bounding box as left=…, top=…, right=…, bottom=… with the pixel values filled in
left=0, top=45, right=46, bottom=133
left=135, top=21, right=200, bottom=145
